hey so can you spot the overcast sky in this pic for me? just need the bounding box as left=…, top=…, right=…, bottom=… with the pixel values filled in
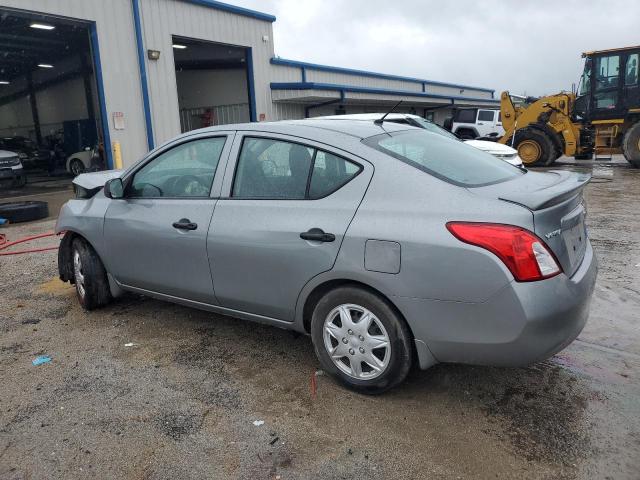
left=233, top=0, right=639, bottom=96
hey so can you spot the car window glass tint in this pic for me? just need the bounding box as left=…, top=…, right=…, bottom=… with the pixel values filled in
left=626, top=54, right=638, bottom=85
left=364, top=130, right=522, bottom=187
left=478, top=110, right=495, bottom=122
left=309, top=151, right=360, bottom=199
left=233, top=138, right=313, bottom=199
left=129, top=137, right=225, bottom=198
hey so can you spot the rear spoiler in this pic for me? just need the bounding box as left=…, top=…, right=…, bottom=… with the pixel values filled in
left=499, top=171, right=591, bottom=211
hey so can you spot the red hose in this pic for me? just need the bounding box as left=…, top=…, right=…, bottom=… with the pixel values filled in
left=0, top=231, right=62, bottom=256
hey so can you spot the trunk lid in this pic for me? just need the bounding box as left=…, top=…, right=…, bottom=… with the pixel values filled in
left=470, top=170, right=591, bottom=277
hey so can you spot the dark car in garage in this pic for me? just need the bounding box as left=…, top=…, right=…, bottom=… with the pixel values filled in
left=0, top=137, right=50, bottom=170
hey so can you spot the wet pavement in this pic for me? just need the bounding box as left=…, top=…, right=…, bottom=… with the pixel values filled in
left=0, top=156, right=639, bottom=479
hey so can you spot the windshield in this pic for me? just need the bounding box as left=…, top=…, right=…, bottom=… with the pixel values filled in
left=363, top=130, right=523, bottom=187
left=411, top=117, right=460, bottom=141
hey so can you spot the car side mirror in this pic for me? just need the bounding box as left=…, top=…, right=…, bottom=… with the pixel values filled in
left=104, top=178, right=124, bottom=199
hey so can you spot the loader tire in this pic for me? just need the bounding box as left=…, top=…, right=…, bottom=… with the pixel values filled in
left=622, top=122, right=640, bottom=168
left=513, top=129, right=556, bottom=167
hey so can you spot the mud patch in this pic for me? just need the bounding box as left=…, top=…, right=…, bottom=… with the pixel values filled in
left=482, top=362, right=592, bottom=465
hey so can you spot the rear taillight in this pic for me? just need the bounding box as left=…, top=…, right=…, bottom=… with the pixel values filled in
left=446, top=222, right=561, bottom=282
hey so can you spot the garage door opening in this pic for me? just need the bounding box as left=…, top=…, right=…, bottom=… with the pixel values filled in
left=172, top=36, right=252, bottom=132
left=0, top=9, right=107, bottom=197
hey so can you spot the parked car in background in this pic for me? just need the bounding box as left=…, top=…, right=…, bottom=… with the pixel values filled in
left=66, top=146, right=103, bottom=176
left=0, top=136, right=50, bottom=170
left=443, top=108, right=505, bottom=139
left=318, top=113, right=522, bottom=167
left=56, top=119, right=596, bottom=393
left=0, top=149, right=26, bottom=188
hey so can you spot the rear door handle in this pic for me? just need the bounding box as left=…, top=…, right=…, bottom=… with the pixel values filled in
left=172, top=218, right=198, bottom=230
left=300, top=228, right=335, bottom=243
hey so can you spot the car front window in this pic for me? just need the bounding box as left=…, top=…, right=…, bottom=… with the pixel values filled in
left=129, top=137, right=226, bottom=198
left=363, top=130, right=523, bottom=187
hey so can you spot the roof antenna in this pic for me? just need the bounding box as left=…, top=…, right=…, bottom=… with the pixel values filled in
left=374, top=100, right=403, bottom=125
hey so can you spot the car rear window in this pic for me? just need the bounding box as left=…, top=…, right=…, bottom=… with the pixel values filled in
left=363, top=130, right=523, bottom=187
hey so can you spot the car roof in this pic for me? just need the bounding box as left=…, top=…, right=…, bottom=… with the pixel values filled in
left=183, top=118, right=417, bottom=142
left=314, top=113, right=422, bottom=121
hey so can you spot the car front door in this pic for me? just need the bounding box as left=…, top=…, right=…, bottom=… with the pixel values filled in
left=476, top=110, right=496, bottom=136
left=207, top=133, right=373, bottom=321
left=103, top=133, right=232, bottom=304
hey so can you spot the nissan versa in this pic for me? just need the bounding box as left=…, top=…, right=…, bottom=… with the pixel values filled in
left=56, top=119, right=597, bottom=393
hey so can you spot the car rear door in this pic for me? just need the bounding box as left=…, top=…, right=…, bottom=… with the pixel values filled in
left=207, top=132, right=373, bottom=321
left=103, top=132, right=233, bottom=304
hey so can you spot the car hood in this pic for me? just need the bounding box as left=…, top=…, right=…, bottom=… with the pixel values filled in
left=73, top=169, right=123, bottom=190
left=464, top=140, right=517, bottom=154
left=0, top=149, right=18, bottom=159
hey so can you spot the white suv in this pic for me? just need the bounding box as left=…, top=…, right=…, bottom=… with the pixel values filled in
left=315, top=113, right=522, bottom=167
left=448, top=108, right=504, bottom=139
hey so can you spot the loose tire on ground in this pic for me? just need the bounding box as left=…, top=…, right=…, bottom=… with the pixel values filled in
left=0, top=201, right=48, bottom=223
left=513, top=128, right=556, bottom=167
left=622, top=121, right=640, bottom=168
left=71, top=238, right=112, bottom=310
left=310, top=286, right=413, bottom=394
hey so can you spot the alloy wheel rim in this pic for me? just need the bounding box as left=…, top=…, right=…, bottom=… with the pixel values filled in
left=323, top=304, right=390, bottom=380
left=518, top=140, right=542, bottom=164
left=72, top=161, right=83, bottom=175
left=73, top=250, right=86, bottom=298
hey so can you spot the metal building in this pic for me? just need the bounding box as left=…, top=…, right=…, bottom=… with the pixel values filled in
left=0, top=0, right=499, bottom=169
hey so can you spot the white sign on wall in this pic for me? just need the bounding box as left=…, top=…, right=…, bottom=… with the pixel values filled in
left=112, top=112, right=125, bottom=130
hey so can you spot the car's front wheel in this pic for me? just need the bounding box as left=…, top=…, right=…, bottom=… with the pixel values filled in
left=72, top=238, right=112, bottom=310
left=310, top=286, right=413, bottom=394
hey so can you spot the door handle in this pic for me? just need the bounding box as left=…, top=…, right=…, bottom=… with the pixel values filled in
left=172, top=218, right=198, bottom=231
left=300, top=228, right=335, bottom=243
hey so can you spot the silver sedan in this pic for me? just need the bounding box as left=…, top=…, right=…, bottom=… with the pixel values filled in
left=56, top=119, right=597, bottom=393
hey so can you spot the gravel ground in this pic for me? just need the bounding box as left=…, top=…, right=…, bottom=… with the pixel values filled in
left=1, top=157, right=639, bottom=479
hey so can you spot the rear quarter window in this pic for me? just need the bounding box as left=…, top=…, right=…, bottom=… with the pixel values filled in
left=363, top=130, right=523, bottom=187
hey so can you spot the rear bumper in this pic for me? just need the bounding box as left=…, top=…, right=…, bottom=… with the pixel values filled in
left=395, top=241, right=597, bottom=369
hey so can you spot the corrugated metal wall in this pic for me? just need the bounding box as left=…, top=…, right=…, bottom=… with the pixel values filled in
left=138, top=0, right=275, bottom=146
left=0, top=0, right=148, bottom=166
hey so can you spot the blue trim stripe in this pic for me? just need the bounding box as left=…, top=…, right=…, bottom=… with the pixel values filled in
left=270, top=57, right=495, bottom=95
left=89, top=23, right=113, bottom=170
left=131, top=0, right=155, bottom=150
left=270, top=82, right=500, bottom=104
left=180, top=0, right=276, bottom=22
left=246, top=48, right=257, bottom=122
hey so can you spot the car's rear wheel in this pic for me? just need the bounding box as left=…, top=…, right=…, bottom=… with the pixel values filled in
left=72, top=238, right=112, bottom=310
left=310, top=286, right=413, bottom=394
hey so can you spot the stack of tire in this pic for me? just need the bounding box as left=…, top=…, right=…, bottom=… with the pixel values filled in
left=0, top=201, right=49, bottom=224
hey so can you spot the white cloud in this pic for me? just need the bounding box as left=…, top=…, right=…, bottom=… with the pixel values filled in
left=235, top=0, right=640, bottom=96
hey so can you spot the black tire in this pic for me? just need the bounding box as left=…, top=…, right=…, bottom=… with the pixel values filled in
left=69, top=158, right=85, bottom=176
left=310, top=286, right=413, bottom=394
left=71, top=238, right=112, bottom=310
left=622, top=122, right=640, bottom=168
left=0, top=201, right=48, bottom=223
left=513, top=128, right=556, bottom=167
left=12, top=175, right=27, bottom=188
left=455, top=128, right=477, bottom=140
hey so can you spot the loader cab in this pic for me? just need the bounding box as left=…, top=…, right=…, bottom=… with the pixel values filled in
left=577, top=47, right=640, bottom=121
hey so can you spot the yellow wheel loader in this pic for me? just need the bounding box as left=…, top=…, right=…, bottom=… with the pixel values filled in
left=498, top=46, right=640, bottom=167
